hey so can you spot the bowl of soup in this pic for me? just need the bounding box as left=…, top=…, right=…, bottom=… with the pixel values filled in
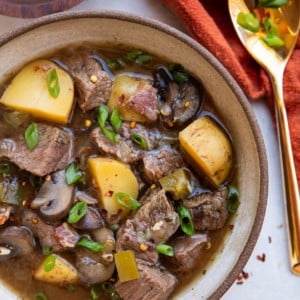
left=0, top=11, right=268, bottom=300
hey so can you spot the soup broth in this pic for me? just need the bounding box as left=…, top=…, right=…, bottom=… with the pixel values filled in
left=0, top=45, right=237, bottom=300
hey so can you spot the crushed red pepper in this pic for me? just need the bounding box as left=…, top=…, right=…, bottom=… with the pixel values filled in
left=256, top=253, right=266, bottom=262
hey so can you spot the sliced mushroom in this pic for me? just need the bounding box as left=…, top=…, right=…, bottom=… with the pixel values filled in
left=31, top=169, right=74, bottom=221
left=76, top=248, right=115, bottom=286
left=92, top=227, right=115, bottom=254
left=154, top=67, right=203, bottom=128
left=0, top=226, right=35, bottom=261
left=72, top=207, right=106, bottom=230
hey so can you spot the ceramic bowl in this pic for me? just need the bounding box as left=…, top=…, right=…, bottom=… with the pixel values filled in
left=0, top=11, right=268, bottom=300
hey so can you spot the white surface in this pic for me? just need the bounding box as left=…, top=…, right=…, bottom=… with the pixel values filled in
left=0, top=1, right=298, bottom=299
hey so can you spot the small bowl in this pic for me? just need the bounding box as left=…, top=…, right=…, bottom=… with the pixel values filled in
left=0, top=11, right=268, bottom=299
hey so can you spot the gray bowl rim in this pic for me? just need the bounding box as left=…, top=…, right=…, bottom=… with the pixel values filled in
left=0, top=10, right=268, bottom=300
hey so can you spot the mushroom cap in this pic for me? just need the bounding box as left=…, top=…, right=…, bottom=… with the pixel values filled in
left=0, top=226, right=35, bottom=261
left=31, top=169, right=74, bottom=221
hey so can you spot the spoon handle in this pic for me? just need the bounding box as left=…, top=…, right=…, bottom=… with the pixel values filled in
left=271, top=72, right=300, bottom=275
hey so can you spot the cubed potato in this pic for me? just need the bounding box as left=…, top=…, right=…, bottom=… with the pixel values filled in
left=179, top=116, right=232, bottom=186
left=107, top=75, right=150, bottom=122
left=34, top=254, right=79, bottom=284
left=88, top=157, right=139, bottom=223
left=0, top=60, right=74, bottom=124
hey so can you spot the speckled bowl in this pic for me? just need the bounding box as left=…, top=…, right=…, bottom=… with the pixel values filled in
left=0, top=11, right=268, bottom=300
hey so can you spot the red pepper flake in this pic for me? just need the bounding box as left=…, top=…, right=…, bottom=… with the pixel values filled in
left=108, top=190, right=114, bottom=197
left=236, top=274, right=243, bottom=281
left=256, top=253, right=266, bottom=262
left=227, top=224, right=234, bottom=231
left=242, top=270, right=249, bottom=280
left=33, top=65, right=40, bottom=72
left=268, top=236, right=272, bottom=244
left=82, top=147, right=92, bottom=155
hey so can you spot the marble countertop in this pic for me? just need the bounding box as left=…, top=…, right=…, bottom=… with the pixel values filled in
left=0, top=1, right=299, bottom=299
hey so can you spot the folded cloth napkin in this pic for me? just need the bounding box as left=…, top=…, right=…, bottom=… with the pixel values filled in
left=161, top=0, right=300, bottom=183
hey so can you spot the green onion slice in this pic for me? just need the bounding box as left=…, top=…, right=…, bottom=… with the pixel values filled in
left=65, top=163, right=83, bottom=185
left=46, top=68, right=60, bottom=98
left=237, top=12, right=260, bottom=33
left=24, top=123, right=39, bottom=151
left=97, top=105, right=118, bottom=143
left=131, top=133, right=148, bottom=150
left=226, top=186, right=240, bottom=213
left=77, top=237, right=104, bottom=252
left=0, top=163, right=11, bottom=174
left=43, top=254, right=56, bottom=272
left=176, top=205, right=195, bottom=236
left=67, top=201, right=88, bottom=224
left=42, top=247, right=53, bottom=256
left=35, top=292, right=48, bottom=300
left=156, top=244, right=174, bottom=256
left=125, top=49, right=144, bottom=62
left=135, top=54, right=153, bottom=65
left=90, top=287, right=99, bottom=300
left=258, top=0, right=288, bottom=8
left=115, top=192, right=141, bottom=210
left=110, top=108, right=122, bottom=132
left=66, top=284, right=76, bottom=293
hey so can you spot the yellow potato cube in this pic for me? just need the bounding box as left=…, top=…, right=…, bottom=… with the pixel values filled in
left=179, top=116, right=233, bottom=186
left=0, top=60, right=74, bottom=124
left=88, top=157, right=139, bottom=223
left=108, top=75, right=149, bottom=122
left=114, top=250, right=140, bottom=282
left=34, top=254, right=79, bottom=284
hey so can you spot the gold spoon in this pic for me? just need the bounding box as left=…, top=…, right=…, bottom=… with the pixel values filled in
left=228, top=0, right=300, bottom=274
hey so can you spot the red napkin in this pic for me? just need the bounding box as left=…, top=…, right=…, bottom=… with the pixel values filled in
left=161, top=0, right=300, bottom=183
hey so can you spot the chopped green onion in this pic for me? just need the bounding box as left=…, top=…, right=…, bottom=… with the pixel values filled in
left=77, top=237, right=104, bottom=252
left=35, top=292, right=48, bottom=300
left=258, top=0, right=288, bottom=8
left=156, top=244, right=174, bottom=256
left=43, top=254, right=56, bottom=272
left=90, top=286, right=99, bottom=300
left=42, top=247, right=53, bottom=256
left=131, top=133, right=148, bottom=150
left=125, top=50, right=144, bottom=62
left=261, top=18, right=284, bottom=48
left=65, top=163, right=83, bottom=185
left=135, top=54, right=153, bottom=65
left=261, top=35, right=285, bottom=48
left=237, top=12, right=260, bottom=32
left=0, top=163, right=11, bottom=174
left=173, top=71, right=189, bottom=84
left=97, top=105, right=118, bottom=143
left=226, top=186, right=240, bottom=213
left=66, top=284, right=75, bottom=292
left=115, top=192, right=141, bottom=210
left=110, top=108, right=122, bottom=132
left=177, top=205, right=195, bottom=236
left=107, top=58, right=126, bottom=70
left=46, top=68, right=60, bottom=98
left=24, top=123, right=39, bottom=151
left=167, top=64, right=189, bottom=83
left=67, top=201, right=88, bottom=224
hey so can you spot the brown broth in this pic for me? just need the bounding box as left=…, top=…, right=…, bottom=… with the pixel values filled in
left=0, top=45, right=236, bottom=300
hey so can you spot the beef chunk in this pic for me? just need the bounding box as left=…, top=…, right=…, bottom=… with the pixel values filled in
left=116, top=189, right=179, bottom=265
left=55, top=222, right=80, bottom=248
left=164, top=233, right=209, bottom=273
left=142, top=147, right=184, bottom=182
left=115, top=261, right=177, bottom=300
left=91, top=122, right=158, bottom=163
left=64, top=53, right=112, bottom=111
left=116, top=219, right=158, bottom=265
left=22, top=210, right=64, bottom=252
left=0, top=123, right=73, bottom=176
left=121, top=80, right=158, bottom=122
left=183, top=187, right=228, bottom=231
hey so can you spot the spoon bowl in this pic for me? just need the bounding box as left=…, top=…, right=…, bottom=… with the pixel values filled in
left=228, top=0, right=300, bottom=275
